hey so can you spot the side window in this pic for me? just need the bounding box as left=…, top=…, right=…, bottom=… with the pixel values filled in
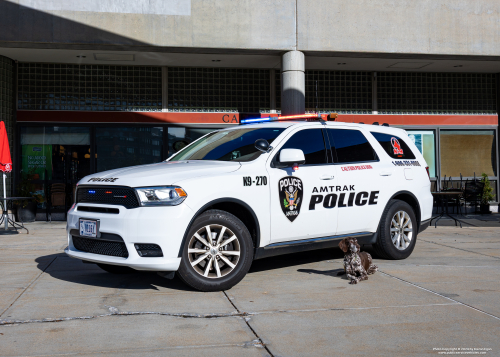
left=370, top=132, right=416, bottom=160
left=327, top=129, right=377, bottom=163
left=279, top=129, right=328, bottom=165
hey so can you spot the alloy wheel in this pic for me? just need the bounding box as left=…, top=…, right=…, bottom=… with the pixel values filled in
left=390, top=210, right=413, bottom=250
left=187, top=224, right=241, bottom=278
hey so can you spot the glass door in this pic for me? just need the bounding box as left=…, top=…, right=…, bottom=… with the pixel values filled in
left=21, top=126, right=91, bottom=214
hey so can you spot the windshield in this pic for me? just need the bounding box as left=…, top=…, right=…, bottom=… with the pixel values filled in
left=169, top=128, right=285, bottom=162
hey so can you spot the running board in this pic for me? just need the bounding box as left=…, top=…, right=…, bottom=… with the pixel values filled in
left=254, top=232, right=376, bottom=260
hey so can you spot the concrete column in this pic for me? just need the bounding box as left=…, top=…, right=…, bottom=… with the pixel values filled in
left=281, top=51, right=305, bottom=115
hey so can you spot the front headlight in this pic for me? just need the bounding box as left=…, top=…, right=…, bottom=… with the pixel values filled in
left=135, top=186, right=187, bottom=206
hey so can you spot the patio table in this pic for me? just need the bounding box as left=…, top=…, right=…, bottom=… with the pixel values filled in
left=430, top=191, right=466, bottom=228
left=0, top=197, right=33, bottom=234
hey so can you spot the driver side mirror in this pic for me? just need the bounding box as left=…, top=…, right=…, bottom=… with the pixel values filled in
left=278, top=149, right=306, bottom=167
left=255, top=139, right=272, bottom=153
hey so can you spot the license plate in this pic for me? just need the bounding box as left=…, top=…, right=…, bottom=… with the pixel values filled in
left=79, top=219, right=98, bottom=238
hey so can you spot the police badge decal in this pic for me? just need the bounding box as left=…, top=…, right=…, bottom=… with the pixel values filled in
left=278, top=176, right=303, bottom=222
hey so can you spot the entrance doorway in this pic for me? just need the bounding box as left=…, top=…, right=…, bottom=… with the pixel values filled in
left=21, top=126, right=91, bottom=218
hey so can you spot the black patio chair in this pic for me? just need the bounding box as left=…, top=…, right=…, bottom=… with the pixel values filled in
left=462, top=180, right=484, bottom=215
left=439, top=176, right=463, bottom=214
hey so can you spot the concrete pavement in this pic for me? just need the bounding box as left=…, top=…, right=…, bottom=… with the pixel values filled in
left=1, top=223, right=499, bottom=356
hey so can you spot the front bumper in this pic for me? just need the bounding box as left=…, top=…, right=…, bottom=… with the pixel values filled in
left=65, top=202, right=195, bottom=271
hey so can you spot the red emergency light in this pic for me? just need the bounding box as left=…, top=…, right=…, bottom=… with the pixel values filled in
left=240, top=113, right=337, bottom=125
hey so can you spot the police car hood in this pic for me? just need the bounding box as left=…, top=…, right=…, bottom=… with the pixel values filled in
left=79, top=161, right=241, bottom=187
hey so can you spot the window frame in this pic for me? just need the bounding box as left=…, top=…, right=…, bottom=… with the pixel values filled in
left=271, top=127, right=332, bottom=168
left=325, top=128, right=380, bottom=165
left=438, top=128, right=498, bottom=178
left=404, top=129, right=437, bottom=178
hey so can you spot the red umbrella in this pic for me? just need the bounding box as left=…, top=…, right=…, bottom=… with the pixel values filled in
left=0, top=121, right=12, bottom=231
left=0, top=121, right=12, bottom=173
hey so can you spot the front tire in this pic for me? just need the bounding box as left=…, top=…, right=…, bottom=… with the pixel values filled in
left=373, top=199, right=418, bottom=260
left=177, top=209, right=253, bottom=292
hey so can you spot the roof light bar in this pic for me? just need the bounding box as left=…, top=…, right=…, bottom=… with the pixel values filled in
left=278, top=113, right=321, bottom=120
left=240, top=113, right=322, bottom=125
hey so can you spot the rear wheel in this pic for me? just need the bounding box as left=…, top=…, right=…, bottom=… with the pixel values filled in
left=97, top=263, right=135, bottom=274
left=373, top=199, right=417, bottom=260
left=177, top=209, right=253, bottom=292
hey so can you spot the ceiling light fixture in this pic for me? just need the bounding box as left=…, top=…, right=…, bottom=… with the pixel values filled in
left=212, top=60, right=221, bottom=62
left=337, top=63, right=346, bottom=65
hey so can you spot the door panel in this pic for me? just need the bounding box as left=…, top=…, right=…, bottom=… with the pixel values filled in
left=326, top=128, right=392, bottom=235
left=268, top=128, right=338, bottom=243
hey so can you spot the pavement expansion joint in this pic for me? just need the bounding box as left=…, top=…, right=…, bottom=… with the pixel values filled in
left=420, top=239, right=500, bottom=260
left=0, top=305, right=249, bottom=326
left=379, top=271, right=500, bottom=321
left=246, top=303, right=460, bottom=316
left=223, top=291, right=274, bottom=357
left=0, top=302, right=464, bottom=327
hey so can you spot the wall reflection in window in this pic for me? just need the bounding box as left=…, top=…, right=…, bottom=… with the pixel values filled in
left=440, top=130, right=496, bottom=177
left=96, top=127, right=163, bottom=173
left=167, top=127, right=215, bottom=158
left=406, top=130, right=436, bottom=177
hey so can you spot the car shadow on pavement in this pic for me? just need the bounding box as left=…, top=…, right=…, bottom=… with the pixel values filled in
left=249, top=247, right=345, bottom=273
left=35, top=246, right=378, bottom=291
left=35, top=253, right=197, bottom=292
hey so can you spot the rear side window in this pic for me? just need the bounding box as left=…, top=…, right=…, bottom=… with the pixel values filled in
left=279, top=129, right=328, bottom=165
left=370, top=132, right=416, bottom=159
left=327, top=129, right=377, bottom=163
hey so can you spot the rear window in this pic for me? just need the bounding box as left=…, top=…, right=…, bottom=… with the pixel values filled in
left=327, top=129, right=377, bottom=163
left=370, top=132, right=416, bottom=160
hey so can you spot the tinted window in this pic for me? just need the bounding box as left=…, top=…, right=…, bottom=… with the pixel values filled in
left=370, top=132, right=416, bottom=160
left=279, top=129, right=328, bottom=165
left=327, top=129, right=377, bottom=163
left=96, top=127, right=163, bottom=172
left=169, top=128, right=285, bottom=162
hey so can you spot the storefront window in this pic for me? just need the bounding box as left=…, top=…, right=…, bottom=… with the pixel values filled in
left=167, top=127, right=215, bottom=157
left=440, top=130, right=497, bottom=177
left=96, top=127, right=163, bottom=172
left=406, top=130, right=436, bottom=177
left=20, top=126, right=91, bottom=207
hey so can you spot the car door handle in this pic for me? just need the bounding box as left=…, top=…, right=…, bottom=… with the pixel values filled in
left=379, top=171, right=393, bottom=176
left=320, top=174, right=335, bottom=180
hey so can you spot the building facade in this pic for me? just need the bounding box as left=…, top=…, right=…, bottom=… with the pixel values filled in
left=0, top=0, right=499, bottom=216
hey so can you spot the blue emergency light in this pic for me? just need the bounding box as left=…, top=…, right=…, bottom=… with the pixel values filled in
left=240, top=113, right=334, bottom=125
left=240, top=117, right=273, bottom=124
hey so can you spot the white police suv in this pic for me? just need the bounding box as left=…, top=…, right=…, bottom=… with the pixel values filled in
left=65, top=114, right=433, bottom=291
